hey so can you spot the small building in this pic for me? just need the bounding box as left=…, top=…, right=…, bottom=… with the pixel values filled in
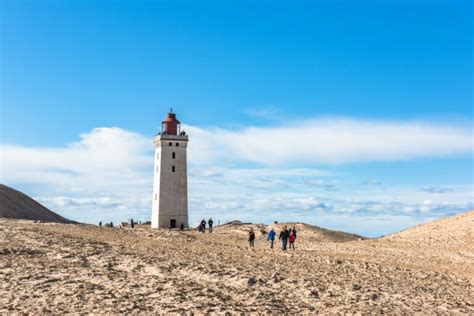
left=151, top=110, right=189, bottom=229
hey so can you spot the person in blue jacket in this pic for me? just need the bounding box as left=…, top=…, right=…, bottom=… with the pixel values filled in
left=267, top=228, right=276, bottom=249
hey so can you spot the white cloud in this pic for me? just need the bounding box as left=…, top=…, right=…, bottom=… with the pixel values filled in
left=0, top=127, right=152, bottom=187
left=421, top=186, right=455, bottom=194
left=242, top=105, right=283, bottom=121
left=306, top=179, right=336, bottom=190
left=0, top=127, right=153, bottom=223
left=184, top=118, right=472, bottom=165
left=363, top=179, right=383, bottom=186
left=0, top=118, right=472, bottom=236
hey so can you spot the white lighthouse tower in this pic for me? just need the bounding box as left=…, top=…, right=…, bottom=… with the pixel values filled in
left=151, top=110, right=189, bottom=229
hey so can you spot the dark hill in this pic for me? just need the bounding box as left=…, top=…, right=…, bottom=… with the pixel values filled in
left=0, top=184, right=72, bottom=223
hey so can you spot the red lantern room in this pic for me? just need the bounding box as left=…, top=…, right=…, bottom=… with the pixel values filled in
left=161, top=108, right=181, bottom=135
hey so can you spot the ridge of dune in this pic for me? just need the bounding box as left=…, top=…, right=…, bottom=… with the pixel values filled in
left=0, top=184, right=72, bottom=224
left=382, top=210, right=473, bottom=247
left=216, top=221, right=365, bottom=242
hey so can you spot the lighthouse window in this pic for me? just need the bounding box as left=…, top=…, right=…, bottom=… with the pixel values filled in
left=172, top=166, right=175, bottom=172
left=176, top=143, right=179, bottom=146
left=154, top=193, right=157, bottom=201
left=169, top=142, right=172, bottom=146
left=172, top=152, right=175, bottom=159
left=156, top=166, right=158, bottom=173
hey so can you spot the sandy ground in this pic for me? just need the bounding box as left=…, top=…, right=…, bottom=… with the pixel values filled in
left=1, top=212, right=473, bottom=314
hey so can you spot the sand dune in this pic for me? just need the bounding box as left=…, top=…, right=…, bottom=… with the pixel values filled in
left=216, top=221, right=365, bottom=243
left=0, top=184, right=72, bottom=223
left=384, top=210, right=473, bottom=246
left=0, top=212, right=472, bottom=313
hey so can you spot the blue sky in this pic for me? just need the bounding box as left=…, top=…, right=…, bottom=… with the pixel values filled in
left=1, top=0, right=472, bottom=237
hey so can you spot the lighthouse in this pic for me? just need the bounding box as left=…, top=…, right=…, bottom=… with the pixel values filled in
left=151, top=110, right=189, bottom=229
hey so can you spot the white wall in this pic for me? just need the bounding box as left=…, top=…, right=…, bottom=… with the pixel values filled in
left=151, top=134, right=188, bottom=228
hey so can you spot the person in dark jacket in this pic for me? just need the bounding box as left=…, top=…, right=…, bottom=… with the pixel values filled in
left=279, top=226, right=289, bottom=251
left=248, top=228, right=256, bottom=248
left=200, top=219, right=206, bottom=233
left=208, top=218, right=214, bottom=234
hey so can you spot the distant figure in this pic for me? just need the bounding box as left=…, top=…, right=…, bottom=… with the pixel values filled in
left=248, top=228, right=256, bottom=248
left=208, top=218, right=214, bottom=234
left=292, top=227, right=297, bottom=240
left=180, top=223, right=184, bottom=231
left=288, top=230, right=296, bottom=250
left=110, top=221, right=114, bottom=228
left=130, top=218, right=134, bottom=228
left=267, top=228, right=276, bottom=249
left=218, top=220, right=220, bottom=226
left=200, top=219, right=206, bottom=233
left=99, top=221, right=102, bottom=227
left=279, top=226, right=289, bottom=251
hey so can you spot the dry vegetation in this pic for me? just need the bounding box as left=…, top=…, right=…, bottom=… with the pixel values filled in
left=1, top=211, right=473, bottom=314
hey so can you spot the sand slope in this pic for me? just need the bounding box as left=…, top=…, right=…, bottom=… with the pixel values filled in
left=384, top=210, right=473, bottom=246
left=0, top=213, right=472, bottom=314
left=0, top=184, right=71, bottom=223
left=216, top=221, right=365, bottom=243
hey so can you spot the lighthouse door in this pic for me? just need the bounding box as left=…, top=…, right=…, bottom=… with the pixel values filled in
left=170, top=219, right=177, bottom=228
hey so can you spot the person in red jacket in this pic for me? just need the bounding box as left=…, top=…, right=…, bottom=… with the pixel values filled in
left=288, top=230, right=296, bottom=250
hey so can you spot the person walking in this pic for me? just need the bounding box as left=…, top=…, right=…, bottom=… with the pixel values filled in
left=288, top=230, right=296, bottom=250
left=200, top=219, right=206, bottom=233
left=130, top=218, right=134, bottom=228
left=267, top=228, right=276, bottom=249
left=248, top=228, right=256, bottom=248
left=279, top=226, right=289, bottom=251
left=99, top=221, right=102, bottom=227
left=208, top=218, right=214, bottom=234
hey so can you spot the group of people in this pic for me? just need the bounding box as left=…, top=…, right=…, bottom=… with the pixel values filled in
left=99, top=218, right=296, bottom=252
left=198, top=218, right=214, bottom=233
left=99, top=219, right=137, bottom=228
left=249, top=226, right=297, bottom=251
